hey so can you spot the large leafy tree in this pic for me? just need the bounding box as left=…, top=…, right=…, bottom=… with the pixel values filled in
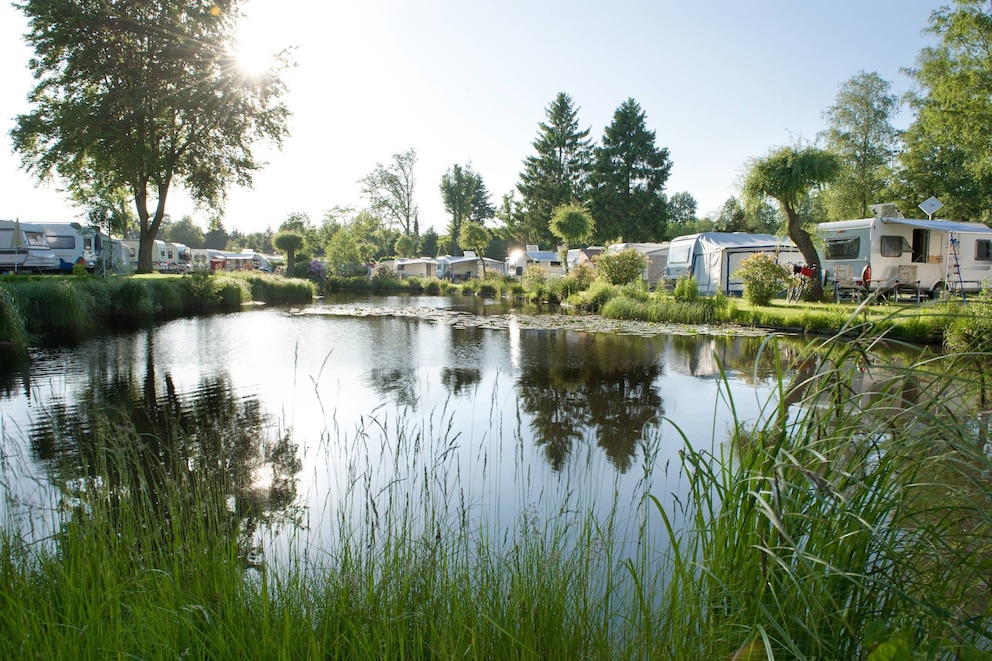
left=898, top=0, right=992, bottom=222
left=11, top=0, right=291, bottom=273
left=742, top=145, right=840, bottom=301
left=516, top=92, right=593, bottom=248
left=359, top=148, right=419, bottom=237
left=819, top=71, right=900, bottom=220
left=439, top=163, right=495, bottom=255
left=589, top=98, right=672, bottom=243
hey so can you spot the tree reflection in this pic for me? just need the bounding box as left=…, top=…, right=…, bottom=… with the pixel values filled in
left=28, top=347, right=301, bottom=566
left=516, top=332, right=665, bottom=472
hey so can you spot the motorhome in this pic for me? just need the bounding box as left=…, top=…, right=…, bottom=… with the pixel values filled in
left=121, top=238, right=168, bottom=272
left=0, top=219, right=60, bottom=273
left=506, top=245, right=564, bottom=278
left=817, top=212, right=992, bottom=299
left=438, top=251, right=503, bottom=280
left=664, top=232, right=803, bottom=295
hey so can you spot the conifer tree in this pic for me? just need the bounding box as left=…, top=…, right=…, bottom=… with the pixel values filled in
left=516, top=92, right=593, bottom=248
left=589, top=98, right=672, bottom=243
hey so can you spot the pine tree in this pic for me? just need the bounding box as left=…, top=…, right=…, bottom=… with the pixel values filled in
left=589, top=98, right=672, bottom=243
left=515, top=92, right=593, bottom=248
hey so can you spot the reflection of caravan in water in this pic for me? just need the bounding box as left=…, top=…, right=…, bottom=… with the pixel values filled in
left=664, top=232, right=802, bottom=295
left=817, top=208, right=992, bottom=299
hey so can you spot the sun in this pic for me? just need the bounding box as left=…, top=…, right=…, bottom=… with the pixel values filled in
left=232, top=9, right=277, bottom=77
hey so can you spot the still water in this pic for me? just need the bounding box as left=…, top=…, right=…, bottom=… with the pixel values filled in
left=0, top=294, right=810, bottom=565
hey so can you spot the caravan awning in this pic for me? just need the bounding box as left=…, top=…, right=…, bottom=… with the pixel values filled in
left=879, top=218, right=992, bottom=234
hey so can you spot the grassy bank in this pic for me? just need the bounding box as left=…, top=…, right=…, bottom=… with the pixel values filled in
left=0, top=271, right=315, bottom=349
left=1, top=325, right=990, bottom=658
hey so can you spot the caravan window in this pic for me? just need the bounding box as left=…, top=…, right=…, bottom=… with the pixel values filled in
left=880, top=235, right=910, bottom=257
left=668, top=244, right=691, bottom=265
left=824, top=237, right=859, bottom=259
left=47, top=235, right=75, bottom=250
left=977, top=240, right=992, bottom=261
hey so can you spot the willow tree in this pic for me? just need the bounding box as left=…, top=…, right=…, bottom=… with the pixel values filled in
left=742, top=145, right=840, bottom=301
left=549, top=203, right=595, bottom=272
left=11, top=0, right=291, bottom=273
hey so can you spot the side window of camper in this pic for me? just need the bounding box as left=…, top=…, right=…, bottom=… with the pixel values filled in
left=977, top=240, right=992, bottom=261
left=824, top=237, right=859, bottom=259
left=880, top=235, right=909, bottom=257
left=48, top=236, right=75, bottom=249
left=668, top=245, right=690, bottom=265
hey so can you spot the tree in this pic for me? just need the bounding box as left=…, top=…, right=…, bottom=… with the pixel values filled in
left=394, top=234, right=415, bottom=258
left=589, top=98, right=672, bottom=243
left=549, top=203, right=595, bottom=272
left=742, top=145, right=840, bottom=301
left=593, top=248, right=648, bottom=286
left=458, top=221, right=492, bottom=275
left=516, top=92, right=594, bottom=247
left=419, top=227, right=440, bottom=258
left=899, top=1, right=992, bottom=222
left=274, top=231, right=304, bottom=277
left=440, top=163, right=495, bottom=255
left=11, top=0, right=291, bottom=273
left=360, top=149, right=419, bottom=237
left=163, top=216, right=206, bottom=248
left=715, top=197, right=748, bottom=232
left=668, top=192, right=698, bottom=228
left=819, top=71, right=900, bottom=220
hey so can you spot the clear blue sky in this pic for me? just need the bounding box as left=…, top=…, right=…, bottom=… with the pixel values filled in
left=0, top=1, right=942, bottom=238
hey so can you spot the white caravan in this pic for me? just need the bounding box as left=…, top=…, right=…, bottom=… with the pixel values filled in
left=39, top=222, right=115, bottom=272
left=0, top=219, right=60, bottom=273
left=664, top=232, right=803, bottom=295
left=817, top=215, right=992, bottom=299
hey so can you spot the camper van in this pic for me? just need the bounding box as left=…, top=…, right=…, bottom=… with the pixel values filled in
left=664, top=232, right=803, bottom=295
left=0, top=219, right=60, bottom=273
left=817, top=214, right=992, bottom=299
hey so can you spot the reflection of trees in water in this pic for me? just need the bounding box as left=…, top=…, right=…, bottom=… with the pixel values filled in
left=365, top=368, right=419, bottom=407
left=516, top=332, right=664, bottom=473
left=28, top=347, right=301, bottom=565
left=441, top=367, right=482, bottom=397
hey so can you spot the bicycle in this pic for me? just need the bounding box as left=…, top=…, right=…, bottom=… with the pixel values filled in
left=787, top=263, right=817, bottom=303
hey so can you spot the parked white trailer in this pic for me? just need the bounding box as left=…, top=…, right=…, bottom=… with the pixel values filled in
left=817, top=216, right=992, bottom=300
left=39, top=222, right=115, bottom=272
left=0, top=219, right=60, bottom=273
left=664, top=232, right=803, bottom=295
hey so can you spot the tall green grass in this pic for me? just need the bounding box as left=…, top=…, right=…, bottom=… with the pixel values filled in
left=654, top=330, right=992, bottom=658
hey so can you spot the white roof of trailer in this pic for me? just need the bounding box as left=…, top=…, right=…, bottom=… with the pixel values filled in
left=819, top=217, right=992, bottom=234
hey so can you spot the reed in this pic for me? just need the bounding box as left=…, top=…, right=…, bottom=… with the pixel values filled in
left=0, top=284, right=29, bottom=356
left=655, top=330, right=992, bottom=658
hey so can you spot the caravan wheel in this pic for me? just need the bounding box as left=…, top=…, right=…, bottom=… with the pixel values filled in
left=931, top=282, right=945, bottom=300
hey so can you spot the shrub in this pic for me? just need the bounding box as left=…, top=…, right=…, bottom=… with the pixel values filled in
left=673, top=274, right=698, bottom=302
left=944, top=286, right=992, bottom=353
left=593, top=248, right=647, bottom=286
left=570, top=280, right=619, bottom=312
left=734, top=252, right=789, bottom=306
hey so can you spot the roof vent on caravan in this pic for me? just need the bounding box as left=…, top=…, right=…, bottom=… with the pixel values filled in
left=869, top=203, right=903, bottom=219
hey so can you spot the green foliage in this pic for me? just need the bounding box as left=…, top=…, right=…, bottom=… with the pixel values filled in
left=589, top=98, right=671, bottom=243
left=516, top=92, right=594, bottom=248
left=658, top=335, right=992, bottom=658
left=458, top=220, right=492, bottom=262
left=12, top=0, right=291, bottom=273
left=441, top=163, right=495, bottom=255
left=569, top=280, right=620, bottom=312
left=593, top=248, right=647, bottom=286
left=898, top=2, right=992, bottom=222
left=734, top=252, right=790, bottom=306
left=818, top=71, right=899, bottom=220
left=673, top=274, right=698, bottom=302
left=549, top=203, right=595, bottom=254
left=743, top=144, right=840, bottom=300
left=0, top=285, right=29, bottom=357
left=360, top=149, right=419, bottom=236
left=944, top=287, right=992, bottom=353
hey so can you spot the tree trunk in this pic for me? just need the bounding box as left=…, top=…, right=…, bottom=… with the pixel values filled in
left=785, top=205, right=824, bottom=301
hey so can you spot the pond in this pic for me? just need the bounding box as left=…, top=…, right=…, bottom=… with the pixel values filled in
left=0, top=293, right=815, bottom=566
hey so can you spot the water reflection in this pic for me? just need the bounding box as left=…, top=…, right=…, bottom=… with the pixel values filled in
left=26, top=331, right=302, bottom=563
left=516, top=331, right=665, bottom=472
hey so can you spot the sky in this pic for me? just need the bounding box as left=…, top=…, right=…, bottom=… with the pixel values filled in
left=0, top=1, right=943, bottom=238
